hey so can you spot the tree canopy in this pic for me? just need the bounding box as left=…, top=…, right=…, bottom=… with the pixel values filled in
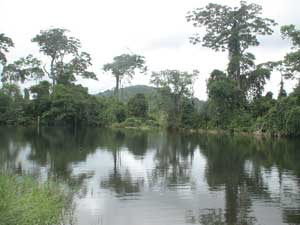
left=32, top=28, right=97, bottom=86
left=187, top=1, right=276, bottom=90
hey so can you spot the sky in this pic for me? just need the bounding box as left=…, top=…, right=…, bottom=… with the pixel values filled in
left=0, top=0, right=299, bottom=100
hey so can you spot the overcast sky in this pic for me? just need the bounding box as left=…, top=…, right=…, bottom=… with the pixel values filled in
left=1, top=0, right=299, bottom=100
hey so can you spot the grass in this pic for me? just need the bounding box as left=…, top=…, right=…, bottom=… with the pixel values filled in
left=0, top=173, right=74, bottom=225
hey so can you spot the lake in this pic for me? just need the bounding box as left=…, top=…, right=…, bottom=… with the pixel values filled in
left=1, top=127, right=300, bottom=225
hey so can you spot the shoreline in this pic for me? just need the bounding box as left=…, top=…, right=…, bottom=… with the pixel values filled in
left=0, top=124, right=292, bottom=139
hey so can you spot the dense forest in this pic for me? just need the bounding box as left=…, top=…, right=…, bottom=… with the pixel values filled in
left=1, top=1, right=300, bottom=136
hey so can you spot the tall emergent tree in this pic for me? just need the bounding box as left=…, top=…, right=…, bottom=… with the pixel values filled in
left=103, top=54, right=146, bottom=96
left=186, top=1, right=276, bottom=91
left=32, top=28, right=97, bottom=87
left=151, top=69, right=198, bottom=128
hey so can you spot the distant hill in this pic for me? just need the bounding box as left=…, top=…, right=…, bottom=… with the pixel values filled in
left=96, top=85, right=206, bottom=110
left=96, top=85, right=157, bottom=102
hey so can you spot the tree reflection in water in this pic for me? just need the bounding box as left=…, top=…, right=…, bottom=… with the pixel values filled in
left=1, top=127, right=300, bottom=224
left=100, top=130, right=145, bottom=197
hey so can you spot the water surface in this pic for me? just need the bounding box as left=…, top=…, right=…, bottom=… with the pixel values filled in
left=1, top=127, right=300, bottom=225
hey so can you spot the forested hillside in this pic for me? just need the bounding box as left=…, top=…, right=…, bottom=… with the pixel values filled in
left=97, top=85, right=156, bottom=101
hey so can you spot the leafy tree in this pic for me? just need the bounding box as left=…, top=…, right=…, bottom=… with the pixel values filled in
left=206, top=70, right=244, bottom=128
left=280, top=25, right=300, bottom=81
left=151, top=69, right=198, bottom=128
left=108, top=99, right=127, bottom=123
left=2, top=55, right=44, bottom=83
left=42, top=84, right=87, bottom=126
left=127, top=93, right=148, bottom=118
left=0, top=33, right=14, bottom=67
left=0, top=90, right=12, bottom=125
left=285, top=106, right=300, bottom=136
left=41, top=84, right=105, bottom=126
left=29, top=81, right=51, bottom=120
left=250, top=92, right=275, bottom=118
left=0, top=91, right=11, bottom=114
left=32, top=28, right=97, bottom=86
left=30, top=81, right=51, bottom=100
left=0, top=83, right=24, bottom=124
left=180, top=98, right=199, bottom=129
left=187, top=1, right=276, bottom=89
left=0, top=83, right=22, bottom=101
left=103, top=54, right=146, bottom=96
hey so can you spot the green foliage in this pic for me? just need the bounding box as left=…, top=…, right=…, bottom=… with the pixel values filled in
left=180, top=99, right=199, bottom=129
left=256, top=95, right=300, bottom=136
left=117, top=117, right=159, bottom=129
left=42, top=84, right=102, bottom=126
left=0, top=91, right=11, bottom=114
left=29, top=81, right=51, bottom=118
left=0, top=84, right=26, bottom=125
left=121, top=117, right=143, bottom=127
left=127, top=93, right=148, bottom=118
left=285, top=106, right=300, bottom=136
left=0, top=174, right=72, bottom=225
left=206, top=71, right=244, bottom=128
left=249, top=92, right=276, bottom=118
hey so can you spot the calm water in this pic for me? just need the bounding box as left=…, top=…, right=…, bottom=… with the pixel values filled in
left=1, top=127, right=300, bottom=225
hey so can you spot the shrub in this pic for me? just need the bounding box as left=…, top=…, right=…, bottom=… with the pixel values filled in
left=0, top=174, right=73, bottom=225
left=121, top=117, right=143, bottom=127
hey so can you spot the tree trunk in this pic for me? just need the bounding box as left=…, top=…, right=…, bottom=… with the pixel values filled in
left=50, top=57, right=56, bottom=88
left=114, top=75, right=120, bottom=97
left=228, top=21, right=242, bottom=89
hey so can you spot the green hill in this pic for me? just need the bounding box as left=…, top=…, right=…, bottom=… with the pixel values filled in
left=96, top=85, right=205, bottom=111
left=96, top=85, right=157, bottom=102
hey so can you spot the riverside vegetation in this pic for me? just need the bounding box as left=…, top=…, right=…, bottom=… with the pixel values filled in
left=0, top=1, right=300, bottom=137
left=0, top=174, right=74, bottom=225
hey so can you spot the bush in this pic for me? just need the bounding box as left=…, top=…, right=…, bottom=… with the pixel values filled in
left=127, top=93, right=148, bottom=118
left=144, top=119, right=160, bottom=128
left=121, top=117, right=143, bottom=127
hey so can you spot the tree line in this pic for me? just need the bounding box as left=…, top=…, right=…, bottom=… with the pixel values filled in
left=1, top=1, right=300, bottom=136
